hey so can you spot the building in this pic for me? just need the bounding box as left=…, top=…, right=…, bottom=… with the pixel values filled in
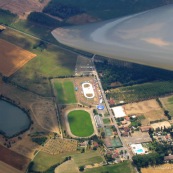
left=112, top=106, right=126, bottom=118
left=94, top=115, right=103, bottom=128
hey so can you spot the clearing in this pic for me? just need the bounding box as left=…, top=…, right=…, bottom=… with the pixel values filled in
left=0, top=39, right=36, bottom=77
left=53, top=79, right=77, bottom=104
left=160, top=95, right=173, bottom=116
left=68, top=110, right=94, bottom=137
left=124, top=99, right=166, bottom=125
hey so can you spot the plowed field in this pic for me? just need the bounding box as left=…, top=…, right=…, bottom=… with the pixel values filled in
left=0, top=145, right=30, bottom=171
left=0, top=39, right=36, bottom=76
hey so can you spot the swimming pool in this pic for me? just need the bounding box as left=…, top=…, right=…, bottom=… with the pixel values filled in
left=136, top=149, right=145, bottom=154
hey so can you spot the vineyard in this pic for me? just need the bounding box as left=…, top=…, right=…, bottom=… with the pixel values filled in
left=107, top=81, right=173, bottom=103
left=42, top=138, right=77, bottom=155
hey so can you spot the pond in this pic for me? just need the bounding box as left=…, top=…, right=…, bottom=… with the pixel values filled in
left=0, top=99, right=31, bottom=137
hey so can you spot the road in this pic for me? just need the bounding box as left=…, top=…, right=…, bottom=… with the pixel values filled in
left=92, top=55, right=132, bottom=160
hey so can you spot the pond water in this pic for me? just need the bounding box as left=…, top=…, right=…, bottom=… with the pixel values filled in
left=0, top=99, right=31, bottom=137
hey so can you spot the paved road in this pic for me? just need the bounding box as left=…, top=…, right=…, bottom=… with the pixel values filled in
left=92, top=55, right=132, bottom=160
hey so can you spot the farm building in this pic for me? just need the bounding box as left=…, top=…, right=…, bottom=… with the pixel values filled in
left=112, top=106, right=126, bottom=118
left=94, top=115, right=103, bottom=128
left=164, top=155, right=173, bottom=162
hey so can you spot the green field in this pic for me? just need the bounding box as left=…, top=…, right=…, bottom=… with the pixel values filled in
left=85, top=161, right=135, bottom=173
left=32, top=150, right=103, bottom=172
left=108, top=81, right=173, bottom=103
left=68, top=110, right=94, bottom=137
left=0, top=28, right=77, bottom=96
left=54, top=79, right=77, bottom=104
left=160, top=95, right=173, bottom=116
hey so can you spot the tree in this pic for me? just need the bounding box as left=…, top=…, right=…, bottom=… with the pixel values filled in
left=101, top=132, right=105, bottom=139
left=79, top=166, right=85, bottom=172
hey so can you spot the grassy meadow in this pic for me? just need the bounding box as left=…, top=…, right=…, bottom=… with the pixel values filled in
left=53, top=79, right=77, bottom=104
left=68, top=110, right=94, bottom=137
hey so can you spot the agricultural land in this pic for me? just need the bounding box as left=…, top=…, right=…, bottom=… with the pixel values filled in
left=1, top=1, right=173, bottom=173
left=0, top=39, right=36, bottom=77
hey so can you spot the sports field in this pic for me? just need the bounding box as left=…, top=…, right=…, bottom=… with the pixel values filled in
left=68, top=110, right=94, bottom=137
left=54, top=79, right=77, bottom=104
left=0, top=39, right=36, bottom=76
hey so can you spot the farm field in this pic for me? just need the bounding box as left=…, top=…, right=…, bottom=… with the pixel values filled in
left=32, top=151, right=71, bottom=172
left=53, top=79, right=77, bottom=104
left=0, top=0, right=50, bottom=18
left=68, top=110, right=94, bottom=137
left=142, top=164, right=173, bottom=173
left=124, top=99, right=166, bottom=125
left=160, top=95, right=173, bottom=116
left=0, top=28, right=77, bottom=96
left=151, top=121, right=171, bottom=130
left=0, top=39, right=36, bottom=77
left=108, top=81, right=173, bottom=103
left=85, top=161, right=135, bottom=173
left=54, top=160, right=79, bottom=173
left=42, top=138, right=77, bottom=155
left=72, top=150, right=104, bottom=166
left=0, top=161, right=22, bottom=173
left=0, top=144, right=30, bottom=172
left=32, top=150, right=103, bottom=172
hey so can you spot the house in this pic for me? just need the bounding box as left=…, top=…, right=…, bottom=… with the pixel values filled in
left=164, top=155, right=173, bottom=162
left=121, top=120, right=127, bottom=125
left=140, top=126, right=152, bottom=132
left=124, top=127, right=130, bottom=132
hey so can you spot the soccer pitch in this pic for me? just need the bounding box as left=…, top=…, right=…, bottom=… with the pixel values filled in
left=53, top=79, right=77, bottom=104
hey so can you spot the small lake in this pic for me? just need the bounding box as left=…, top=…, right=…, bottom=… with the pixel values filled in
left=0, top=99, right=31, bottom=137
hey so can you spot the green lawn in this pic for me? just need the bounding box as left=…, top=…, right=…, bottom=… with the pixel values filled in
left=54, top=79, right=77, bottom=104
left=68, top=110, right=94, bottom=137
left=103, top=118, right=110, bottom=124
left=85, top=161, right=135, bottom=173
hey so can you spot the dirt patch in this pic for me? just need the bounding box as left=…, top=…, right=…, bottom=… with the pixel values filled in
left=142, top=164, right=173, bottom=173
left=124, top=99, right=166, bottom=125
left=0, top=39, right=36, bottom=77
left=0, top=0, right=50, bottom=19
left=0, top=145, right=30, bottom=171
left=151, top=121, right=171, bottom=130
left=67, top=13, right=99, bottom=25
